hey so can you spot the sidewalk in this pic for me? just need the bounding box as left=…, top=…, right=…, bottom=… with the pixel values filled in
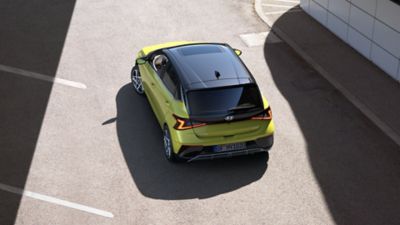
left=255, top=0, right=400, bottom=147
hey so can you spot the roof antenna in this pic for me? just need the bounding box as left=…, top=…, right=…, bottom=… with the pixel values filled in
left=215, top=71, right=221, bottom=79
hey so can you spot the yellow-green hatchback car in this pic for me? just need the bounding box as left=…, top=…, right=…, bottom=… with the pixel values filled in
left=131, top=41, right=275, bottom=162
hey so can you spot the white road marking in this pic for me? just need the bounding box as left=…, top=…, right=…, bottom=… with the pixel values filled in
left=0, top=64, right=87, bottom=89
left=273, top=0, right=299, bottom=3
left=263, top=9, right=302, bottom=15
left=0, top=182, right=113, bottom=218
left=262, top=3, right=296, bottom=8
left=240, top=31, right=282, bottom=47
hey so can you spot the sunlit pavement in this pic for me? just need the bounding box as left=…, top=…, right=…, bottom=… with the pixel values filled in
left=1, top=1, right=399, bottom=225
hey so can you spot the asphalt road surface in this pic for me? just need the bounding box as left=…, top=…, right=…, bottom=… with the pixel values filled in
left=1, top=0, right=399, bottom=225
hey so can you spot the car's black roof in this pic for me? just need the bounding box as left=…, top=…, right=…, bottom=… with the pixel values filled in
left=163, top=43, right=254, bottom=91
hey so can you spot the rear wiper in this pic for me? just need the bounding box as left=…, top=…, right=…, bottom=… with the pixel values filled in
left=228, top=104, right=257, bottom=112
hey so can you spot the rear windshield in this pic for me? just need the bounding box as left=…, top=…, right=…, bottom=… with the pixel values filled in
left=187, top=85, right=263, bottom=118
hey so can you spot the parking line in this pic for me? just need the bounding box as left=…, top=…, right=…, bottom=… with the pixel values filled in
left=0, top=64, right=87, bottom=89
left=0, top=182, right=113, bottom=218
left=273, top=0, right=299, bottom=3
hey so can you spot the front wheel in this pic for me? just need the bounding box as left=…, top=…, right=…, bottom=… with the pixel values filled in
left=163, top=125, right=179, bottom=162
left=131, top=65, right=144, bottom=95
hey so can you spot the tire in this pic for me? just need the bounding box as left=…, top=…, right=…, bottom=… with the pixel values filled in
left=131, top=65, right=144, bottom=95
left=163, top=125, right=179, bottom=162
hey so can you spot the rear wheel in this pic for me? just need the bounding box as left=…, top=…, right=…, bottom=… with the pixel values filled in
left=163, top=125, right=179, bottom=162
left=131, top=65, right=144, bottom=95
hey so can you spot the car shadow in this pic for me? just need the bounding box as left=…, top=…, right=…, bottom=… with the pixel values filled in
left=116, top=84, right=268, bottom=199
left=265, top=11, right=400, bottom=225
left=0, top=1, right=76, bottom=224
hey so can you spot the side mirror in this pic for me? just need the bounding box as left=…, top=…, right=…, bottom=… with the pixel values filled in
left=136, top=58, right=147, bottom=65
left=234, top=48, right=242, bottom=56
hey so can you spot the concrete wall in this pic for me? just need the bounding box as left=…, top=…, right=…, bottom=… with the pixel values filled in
left=300, top=0, right=400, bottom=81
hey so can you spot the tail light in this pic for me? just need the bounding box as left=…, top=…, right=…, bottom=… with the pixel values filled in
left=251, top=107, right=272, bottom=120
left=173, top=115, right=207, bottom=130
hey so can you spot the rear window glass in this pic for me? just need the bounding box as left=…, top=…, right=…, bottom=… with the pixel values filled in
left=187, top=85, right=263, bottom=117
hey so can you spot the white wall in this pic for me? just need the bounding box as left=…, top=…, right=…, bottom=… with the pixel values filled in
left=300, top=0, right=400, bottom=81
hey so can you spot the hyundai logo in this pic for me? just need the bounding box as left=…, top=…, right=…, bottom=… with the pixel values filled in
left=225, top=115, right=234, bottom=121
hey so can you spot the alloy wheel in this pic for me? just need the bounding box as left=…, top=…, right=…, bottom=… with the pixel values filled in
left=163, top=127, right=172, bottom=159
left=131, top=67, right=144, bottom=94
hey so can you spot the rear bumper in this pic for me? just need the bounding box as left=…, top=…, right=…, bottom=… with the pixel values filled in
left=179, top=135, right=274, bottom=162
left=186, top=147, right=269, bottom=162
left=169, top=119, right=275, bottom=153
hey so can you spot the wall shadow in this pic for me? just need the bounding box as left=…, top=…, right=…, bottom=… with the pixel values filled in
left=265, top=13, right=400, bottom=225
left=0, top=1, right=76, bottom=224
left=116, top=84, right=268, bottom=199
